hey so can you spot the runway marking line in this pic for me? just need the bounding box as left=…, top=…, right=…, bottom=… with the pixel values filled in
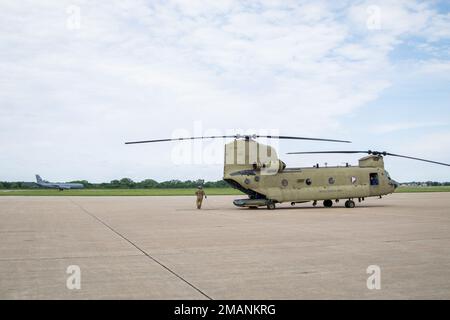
left=69, top=199, right=213, bottom=300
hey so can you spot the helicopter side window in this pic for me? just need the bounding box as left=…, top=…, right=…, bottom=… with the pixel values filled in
left=369, top=173, right=379, bottom=186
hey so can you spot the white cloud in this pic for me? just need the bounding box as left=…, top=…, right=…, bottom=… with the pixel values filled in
left=373, top=121, right=448, bottom=134
left=0, top=0, right=449, bottom=181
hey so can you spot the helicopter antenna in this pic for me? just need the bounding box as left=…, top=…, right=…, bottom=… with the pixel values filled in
left=286, top=150, right=450, bottom=167
left=125, top=135, right=351, bottom=145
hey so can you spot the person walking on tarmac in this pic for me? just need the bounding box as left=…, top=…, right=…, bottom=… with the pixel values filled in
left=195, top=186, right=207, bottom=209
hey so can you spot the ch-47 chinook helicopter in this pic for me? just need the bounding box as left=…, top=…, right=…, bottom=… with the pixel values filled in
left=125, top=134, right=449, bottom=210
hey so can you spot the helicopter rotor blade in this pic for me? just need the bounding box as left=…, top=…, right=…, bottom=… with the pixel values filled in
left=287, top=151, right=366, bottom=155
left=125, top=135, right=351, bottom=145
left=383, top=152, right=450, bottom=167
left=258, top=135, right=351, bottom=143
left=125, top=136, right=237, bottom=145
left=287, top=150, right=450, bottom=167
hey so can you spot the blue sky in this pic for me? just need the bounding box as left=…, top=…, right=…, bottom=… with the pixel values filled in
left=0, top=0, right=449, bottom=183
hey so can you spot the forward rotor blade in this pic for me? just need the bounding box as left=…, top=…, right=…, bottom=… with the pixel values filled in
left=384, top=153, right=450, bottom=167
left=287, top=151, right=366, bottom=155
left=125, top=135, right=351, bottom=145
left=287, top=150, right=450, bottom=167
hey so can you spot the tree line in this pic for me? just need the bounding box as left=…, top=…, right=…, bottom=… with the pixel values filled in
left=0, top=178, right=230, bottom=189
left=402, top=181, right=450, bottom=187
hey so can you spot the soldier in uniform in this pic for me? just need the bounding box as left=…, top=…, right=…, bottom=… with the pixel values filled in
left=195, top=186, right=207, bottom=209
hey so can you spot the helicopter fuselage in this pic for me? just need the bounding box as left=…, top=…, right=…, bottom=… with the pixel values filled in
left=225, top=165, right=397, bottom=206
left=223, top=139, right=398, bottom=208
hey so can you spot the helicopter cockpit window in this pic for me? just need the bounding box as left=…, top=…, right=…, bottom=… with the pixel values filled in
left=370, top=173, right=379, bottom=186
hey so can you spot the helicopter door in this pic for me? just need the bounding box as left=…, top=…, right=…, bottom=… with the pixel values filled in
left=369, top=173, right=379, bottom=186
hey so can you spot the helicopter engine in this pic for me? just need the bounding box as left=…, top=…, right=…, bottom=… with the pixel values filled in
left=359, top=155, right=385, bottom=168
left=252, top=160, right=286, bottom=174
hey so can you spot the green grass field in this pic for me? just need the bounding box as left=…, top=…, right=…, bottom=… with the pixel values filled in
left=0, top=188, right=244, bottom=196
left=395, top=186, right=450, bottom=193
left=0, top=186, right=449, bottom=196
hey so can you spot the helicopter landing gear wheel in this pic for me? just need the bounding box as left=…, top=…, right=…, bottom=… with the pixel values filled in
left=345, top=200, right=356, bottom=208
left=312, top=200, right=317, bottom=207
left=291, top=202, right=296, bottom=206
left=323, top=200, right=333, bottom=208
left=267, top=202, right=276, bottom=210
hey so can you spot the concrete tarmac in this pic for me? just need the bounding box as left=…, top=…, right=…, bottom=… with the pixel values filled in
left=0, top=193, right=449, bottom=300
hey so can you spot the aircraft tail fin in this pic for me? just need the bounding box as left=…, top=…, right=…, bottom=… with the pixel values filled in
left=36, top=175, right=43, bottom=184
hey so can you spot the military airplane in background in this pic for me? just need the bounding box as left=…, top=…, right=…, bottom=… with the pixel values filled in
left=35, top=175, right=84, bottom=191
